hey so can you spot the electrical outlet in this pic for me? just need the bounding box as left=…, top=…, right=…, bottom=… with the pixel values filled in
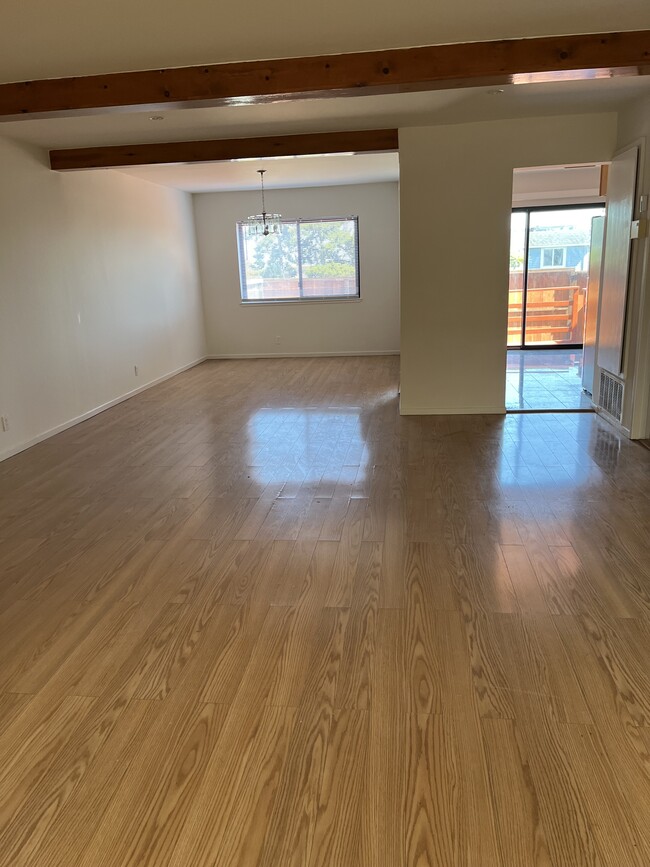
left=1, top=416, right=9, bottom=432
left=275, top=336, right=281, bottom=345
left=134, top=365, right=139, bottom=376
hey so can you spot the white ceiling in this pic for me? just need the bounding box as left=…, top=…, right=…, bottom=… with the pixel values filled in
left=1, top=0, right=648, bottom=83
left=117, top=153, right=400, bottom=192
left=2, top=74, right=649, bottom=192
left=119, top=156, right=608, bottom=196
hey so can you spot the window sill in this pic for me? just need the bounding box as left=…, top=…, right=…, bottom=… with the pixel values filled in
left=240, top=297, right=362, bottom=307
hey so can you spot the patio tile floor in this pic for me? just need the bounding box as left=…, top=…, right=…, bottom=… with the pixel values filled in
left=506, top=348, right=593, bottom=411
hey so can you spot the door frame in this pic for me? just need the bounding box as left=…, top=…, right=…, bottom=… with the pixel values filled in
left=509, top=203, right=605, bottom=351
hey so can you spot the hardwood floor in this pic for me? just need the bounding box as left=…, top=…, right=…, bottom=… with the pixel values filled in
left=1, top=355, right=649, bottom=866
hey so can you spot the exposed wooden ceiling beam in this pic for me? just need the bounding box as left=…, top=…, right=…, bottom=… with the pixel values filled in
left=3, top=30, right=650, bottom=121
left=49, top=129, right=399, bottom=171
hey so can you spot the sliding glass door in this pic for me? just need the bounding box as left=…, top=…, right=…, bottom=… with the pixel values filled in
left=508, top=206, right=605, bottom=349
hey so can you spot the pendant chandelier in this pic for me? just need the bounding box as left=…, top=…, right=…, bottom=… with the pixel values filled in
left=244, top=169, right=282, bottom=237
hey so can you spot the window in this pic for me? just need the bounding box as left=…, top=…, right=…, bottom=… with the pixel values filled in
left=540, top=247, right=566, bottom=268
left=237, top=217, right=360, bottom=302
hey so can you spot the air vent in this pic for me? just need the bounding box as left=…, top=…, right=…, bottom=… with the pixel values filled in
left=598, top=371, right=624, bottom=422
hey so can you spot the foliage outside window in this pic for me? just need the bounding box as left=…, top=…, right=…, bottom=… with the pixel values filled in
left=237, top=217, right=360, bottom=302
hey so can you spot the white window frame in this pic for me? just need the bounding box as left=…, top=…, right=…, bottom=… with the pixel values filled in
left=540, top=246, right=567, bottom=269
left=237, top=216, right=360, bottom=303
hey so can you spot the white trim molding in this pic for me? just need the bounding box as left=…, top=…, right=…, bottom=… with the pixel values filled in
left=206, top=351, right=400, bottom=359
left=400, top=402, right=506, bottom=415
left=0, top=357, right=206, bottom=463
left=594, top=407, right=632, bottom=439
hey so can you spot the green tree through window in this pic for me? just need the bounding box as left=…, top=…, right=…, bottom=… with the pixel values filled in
left=249, top=224, right=299, bottom=279
left=238, top=217, right=359, bottom=301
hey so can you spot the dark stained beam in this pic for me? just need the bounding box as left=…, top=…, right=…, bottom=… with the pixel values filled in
left=3, top=30, right=650, bottom=121
left=49, top=129, right=399, bottom=171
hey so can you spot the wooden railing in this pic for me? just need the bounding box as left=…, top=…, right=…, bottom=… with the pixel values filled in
left=508, top=283, right=586, bottom=345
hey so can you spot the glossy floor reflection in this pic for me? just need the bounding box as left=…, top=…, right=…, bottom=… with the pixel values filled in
left=247, top=406, right=368, bottom=489
left=0, top=356, right=649, bottom=866
left=506, top=348, right=593, bottom=411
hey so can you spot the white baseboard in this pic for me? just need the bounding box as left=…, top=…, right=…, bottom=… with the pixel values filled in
left=594, top=407, right=632, bottom=438
left=400, top=402, right=506, bottom=416
left=0, top=357, right=206, bottom=464
left=205, top=350, right=400, bottom=359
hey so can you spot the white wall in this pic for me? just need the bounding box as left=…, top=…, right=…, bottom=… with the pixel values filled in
left=399, top=112, right=618, bottom=414
left=615, top=94, right=650, bottom=438
left=0, top=137, right=206, bottom=461
left=193, top=183, right=399, bottom=358
left=512, top=165, right=605, bottom=208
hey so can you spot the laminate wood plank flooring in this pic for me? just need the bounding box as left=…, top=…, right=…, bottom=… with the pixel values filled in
left=1, top=355, right=650, bottom=865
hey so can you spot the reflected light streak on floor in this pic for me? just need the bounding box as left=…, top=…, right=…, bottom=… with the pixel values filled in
left=246, top=407, right=368, bottom=490
left=499, top=411, right=608, bottom=493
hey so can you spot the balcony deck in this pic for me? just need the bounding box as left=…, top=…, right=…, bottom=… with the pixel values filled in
left=506, top=348, right=593, bottom=411
left=507, top=275, right=587, bottom=347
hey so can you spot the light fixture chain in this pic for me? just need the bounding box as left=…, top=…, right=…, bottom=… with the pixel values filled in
left=260, top=169, right=266, bottom=219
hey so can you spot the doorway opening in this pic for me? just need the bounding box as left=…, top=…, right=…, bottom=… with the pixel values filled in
left=506, top=199, right=605, bottom=411
left=508, top=205, right=605, bottom=350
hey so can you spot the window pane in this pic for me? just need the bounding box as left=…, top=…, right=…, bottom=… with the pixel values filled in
left=239, top=223, right=299, bottom=301
left=507, top=212, right=527, bottom=347
left=238, top=218, right=359, bottom=302
left=299, top=219, right=359, bottom=298
left=525, top=207, right=604, bottom=346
